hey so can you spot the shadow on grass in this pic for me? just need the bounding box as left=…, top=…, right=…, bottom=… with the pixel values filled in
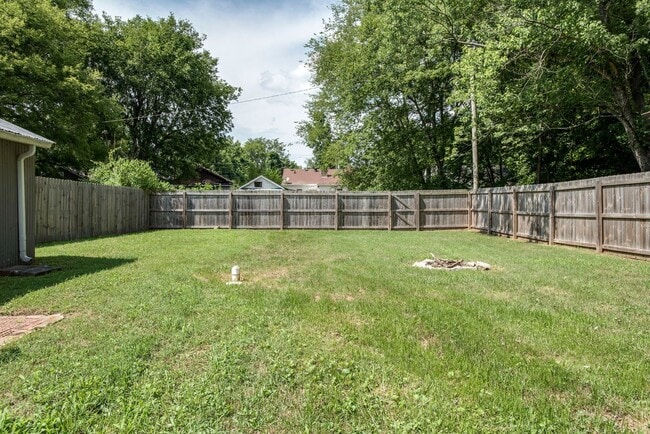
left=0, top=256, right=135, bottom=306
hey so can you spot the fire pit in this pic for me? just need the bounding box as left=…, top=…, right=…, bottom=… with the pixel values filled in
left=413, top=255, right=491, bottom=271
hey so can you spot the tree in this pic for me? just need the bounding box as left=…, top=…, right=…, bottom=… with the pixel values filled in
left=302, top=0, right=648, bottom=190
left=301, top=0, right=464, bottom=190
left=213, top=137, right=298, bottom=185
left=241, top=138, right=297, bottom=184
left=98, top=15, right=239, bottom=180
left=453, top=0, right=650, bottom=172
left=0, top=0, right=118, bottom=176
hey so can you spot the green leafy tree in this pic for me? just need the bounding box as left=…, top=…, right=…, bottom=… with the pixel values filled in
left=0, top=0, right=119, bottom=176
left=302, top=0, right=463, bottom=190
left=213, top=137, right=298, bottom=185
left=302, top=0, right=648, bottom=190
left=451, top=0, right=650, bottom=173
left=241, top=138, right=297, bottom=184
left=98, top=15, right=239, bottom=180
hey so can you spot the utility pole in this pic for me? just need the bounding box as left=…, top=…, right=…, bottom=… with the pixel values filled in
left=470, top=92, right=479, bottom=191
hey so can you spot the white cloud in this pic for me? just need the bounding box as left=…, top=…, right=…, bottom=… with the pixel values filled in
left=91, top=0, right=330, bottom=166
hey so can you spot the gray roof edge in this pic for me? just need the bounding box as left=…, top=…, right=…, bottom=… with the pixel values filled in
left=0, top=118, right=54, bottom=148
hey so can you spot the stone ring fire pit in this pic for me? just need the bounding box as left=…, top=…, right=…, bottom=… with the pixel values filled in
left=413, top=254, right=491, bottom=271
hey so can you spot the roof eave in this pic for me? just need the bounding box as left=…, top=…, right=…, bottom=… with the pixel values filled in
left=0, top=130, right=54, bottom=149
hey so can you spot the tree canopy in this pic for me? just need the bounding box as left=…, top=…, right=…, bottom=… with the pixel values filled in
left=98, top=15, right=239, bottom=180
left=0, top=0, right=238, bottom=179
left=301, top=0, right=648, bottom=190
left=213, top=137, right=298, bottom=186
left=0, top=0, right=118, bottom=176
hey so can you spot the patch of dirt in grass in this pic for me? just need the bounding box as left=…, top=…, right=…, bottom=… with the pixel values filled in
left=550, top=385, right=593, bottom=405
left=327, top=330, right=346, bottom=344
left=192, top=274, right=210, bottom=283
left=330, top=293, right=356, bottom=303
left=536, top=285, right=567, bottom=296
left=419, top=334, right=440, bottom=350
left=247, top=267, right=291, bottom=284
left=481, top=290, right=516, bottom=302
left=580, top=407, right=650, bottom=434
left=169, top=344, right=212, bottom=373
left=345, top=312, right=367, bottom=328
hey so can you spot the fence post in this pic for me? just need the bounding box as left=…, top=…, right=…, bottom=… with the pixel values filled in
left=595, top=181, right=603, bottom=252
left=415, top=192, right=421, bottom=231
left=467, top=192, right=472, bottom=229
left=487, top=190, right=493, bottom=235
left=229, top=191, right=234, bottom=229
left=548, top=186, right=555, bottom=245
left=182, top=191, right=187, bottom=229
left=280, top=191, right=285, bottom=230
left=334, top=191, right=339, bottom=230
left=387, top=192, right=393, bottom=230
left=512, top=188, right=518, bottom=239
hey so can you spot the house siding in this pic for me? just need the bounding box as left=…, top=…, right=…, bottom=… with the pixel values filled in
left=0, top=139, right=36, bottom=267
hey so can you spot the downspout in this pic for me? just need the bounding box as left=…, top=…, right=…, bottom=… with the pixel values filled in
left=17, top=145, right=36, bottom=263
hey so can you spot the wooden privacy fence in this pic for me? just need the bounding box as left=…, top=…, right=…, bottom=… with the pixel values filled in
left=35, top=177, right=149, bottom=243
left=34, top=172, right=649, bottom=257
left=471, top=172, right=650, bottom=256
left=150, top=190, right=470, bottom=231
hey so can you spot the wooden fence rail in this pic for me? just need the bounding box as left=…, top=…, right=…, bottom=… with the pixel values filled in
left=35, top=177, right=149, bottom=243
left=149, top=190, right=470, bottom=231
left=470, top=172, right=650, bottom=257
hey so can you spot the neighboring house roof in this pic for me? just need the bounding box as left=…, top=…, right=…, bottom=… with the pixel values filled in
left=282, top=168, right=340, bottom=186
left=239, top=175, right=285, bottom=190
left=181, top=167, right=233, bottom=186
left=198, top=167, right=232, bottom=184
left=0, top=118, right=54, bottom=148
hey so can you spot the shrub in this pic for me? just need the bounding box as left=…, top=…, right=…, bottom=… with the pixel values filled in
left=89, top=158, right=173, bottom=192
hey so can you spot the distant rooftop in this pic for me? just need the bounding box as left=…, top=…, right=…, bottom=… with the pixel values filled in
left=282, top=168, right=340, bottom=186
left=0, top=118, right=54, bottom=148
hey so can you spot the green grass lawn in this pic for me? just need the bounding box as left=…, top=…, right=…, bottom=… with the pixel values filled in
left=0, top=230, right=648, bottom=433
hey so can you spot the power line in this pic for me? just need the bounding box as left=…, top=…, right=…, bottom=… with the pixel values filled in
left=232, top=87, right=318, bottom=105
left=101, top=87, right=319, bottom=124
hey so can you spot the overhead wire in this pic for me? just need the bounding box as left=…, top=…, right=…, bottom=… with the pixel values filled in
left=101, top=87, right=319, bottom=124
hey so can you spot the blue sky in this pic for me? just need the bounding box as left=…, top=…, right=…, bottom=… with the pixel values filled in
left=92, top=0, right=333, bottom=166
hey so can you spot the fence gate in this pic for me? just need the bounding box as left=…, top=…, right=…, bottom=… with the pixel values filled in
left=391, top=193, right=417, bottom=229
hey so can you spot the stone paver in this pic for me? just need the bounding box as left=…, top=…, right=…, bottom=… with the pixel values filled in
left=0, top=314, right=64, bottom=346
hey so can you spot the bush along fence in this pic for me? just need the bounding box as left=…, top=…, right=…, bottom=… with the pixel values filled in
left=149, top=190, right=470, bottom=230
left=470, top=172, right=650, bottom=257
left=35, top=177, right=149, bottom=243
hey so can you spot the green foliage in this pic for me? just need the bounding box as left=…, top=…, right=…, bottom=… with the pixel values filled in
left=457, top=0, right=650, bottom=178
left=301, top=0, right=477, bottom=190
left=302, top=0, right=649, bottom=190
left=241, top=138, right=298, bottom=184
left=0, top=2, right=237, bottom=180
left=214, top=137, right=298, bottom=185
left=98, top=15, right=239, bottom=180
left=0, top=0, right=119, bottom=176
left=88, top=157, right=172, bottom=191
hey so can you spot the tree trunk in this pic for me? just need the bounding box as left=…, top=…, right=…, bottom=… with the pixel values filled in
left=613, top=86, right=650, bottom=171
left=619, top=115, right=650, bottom=171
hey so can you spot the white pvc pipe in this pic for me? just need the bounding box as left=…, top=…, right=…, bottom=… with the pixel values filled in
left=17, top=145, right=36, bottom=263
